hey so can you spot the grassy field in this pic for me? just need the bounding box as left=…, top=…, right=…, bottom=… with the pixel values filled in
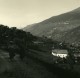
left=0, top=49, right=80, bottom=78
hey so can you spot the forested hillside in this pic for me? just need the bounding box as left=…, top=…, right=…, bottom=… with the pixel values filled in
left=23, top=7, right=80, bottom=43
left=0, top=24, right=37, bottom=59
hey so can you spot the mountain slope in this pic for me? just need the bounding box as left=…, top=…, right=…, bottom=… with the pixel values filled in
left=62, top=26, right=80, bottom=43
left=23, top=7, right=80, bottom=42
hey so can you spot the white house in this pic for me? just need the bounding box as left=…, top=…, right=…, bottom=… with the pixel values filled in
left=52, top=49, right=68, bottom=58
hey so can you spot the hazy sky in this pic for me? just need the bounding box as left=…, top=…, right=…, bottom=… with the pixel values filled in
left=0, top=0, right=80, bottom=28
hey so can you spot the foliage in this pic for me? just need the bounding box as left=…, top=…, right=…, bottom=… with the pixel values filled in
left=0, top=24, right=36, bottom=59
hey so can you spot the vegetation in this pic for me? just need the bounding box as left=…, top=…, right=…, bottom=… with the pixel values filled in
left=1, top=24, right=80, bottom=78
left=0, top=24, right=36, bottom=60
left=0, top=24, right=80, bottom=63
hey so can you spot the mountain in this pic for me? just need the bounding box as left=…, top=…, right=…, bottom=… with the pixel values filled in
left=23, top=7, right=80, bottom=43
left=62, top=26, right=80, bottom=43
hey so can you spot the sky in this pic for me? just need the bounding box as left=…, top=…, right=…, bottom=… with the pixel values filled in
left=0, top=0, right=80, bottom=28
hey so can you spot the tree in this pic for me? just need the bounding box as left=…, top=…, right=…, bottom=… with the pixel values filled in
left=67, top=45, right=75, bottom=69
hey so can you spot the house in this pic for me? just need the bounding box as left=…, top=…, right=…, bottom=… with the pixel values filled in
left=52, top=49, right=68, bottom=58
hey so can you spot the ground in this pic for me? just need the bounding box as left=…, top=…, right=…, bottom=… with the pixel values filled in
left=0, top=49, right=80, bottom=78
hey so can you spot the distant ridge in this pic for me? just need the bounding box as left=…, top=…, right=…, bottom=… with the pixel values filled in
left=23, top=7, right=80, bottom=43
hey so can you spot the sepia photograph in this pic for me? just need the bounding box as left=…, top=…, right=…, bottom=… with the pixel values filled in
left=0, top=0, right=80, bottom=78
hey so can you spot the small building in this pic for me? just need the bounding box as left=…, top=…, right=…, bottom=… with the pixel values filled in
left=52, top=49, right=68, bottom=58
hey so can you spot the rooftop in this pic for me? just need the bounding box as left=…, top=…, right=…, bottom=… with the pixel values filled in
left=52, top=49, right=68, bottom=54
